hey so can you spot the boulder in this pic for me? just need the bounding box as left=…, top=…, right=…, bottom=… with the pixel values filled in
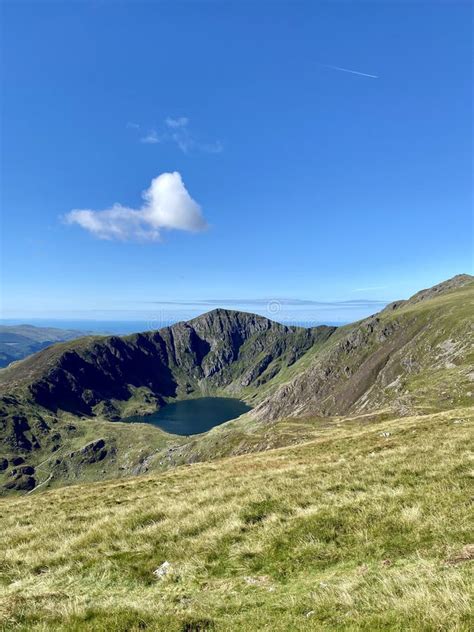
left=153, top=561, right=171, bottom=579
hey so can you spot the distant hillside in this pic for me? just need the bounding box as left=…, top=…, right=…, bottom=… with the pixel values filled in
left=0, top=324, right=86, bottom=368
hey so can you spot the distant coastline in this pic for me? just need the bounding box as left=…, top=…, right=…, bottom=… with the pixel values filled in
left=0, top=318, right=348, bottom=335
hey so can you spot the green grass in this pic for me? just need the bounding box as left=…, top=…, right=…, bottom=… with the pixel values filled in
left=0, top=406, right=187, bottom=494
left=251, top=279, right=474, bottom=422
left=1, top=406, right=472, bottom=631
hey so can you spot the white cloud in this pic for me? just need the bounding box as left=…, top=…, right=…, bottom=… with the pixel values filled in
left=171, top=129, right=193, bottom=153
left=131, top=116, right=223, bottom=154
left=140, top=129, right=161, bottom=144
left=65, top=172, right=208, bottom=242
left=165, top=116, right=189, bottom=129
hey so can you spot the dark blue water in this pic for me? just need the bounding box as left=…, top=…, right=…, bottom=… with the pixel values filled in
left=126, top=397, right=252, bottom=435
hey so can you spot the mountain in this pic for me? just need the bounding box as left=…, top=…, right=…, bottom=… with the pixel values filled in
left=0, top=275, right=472, bottom=495
left=252, top=273, right=473, bottom=421
left=0, top=324, right=85, bottom=368
left=1, top=275, right=473, bottom=630
left=0, top=313, right=334, bottom=493
left=0, top=310, right=334, bottom=418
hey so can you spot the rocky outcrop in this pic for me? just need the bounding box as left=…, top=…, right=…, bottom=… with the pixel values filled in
left=0, top=398, right=50, bottom=453
left=251, top=316, right=415, bottom=420
left=73, top=438, right=108, bottom=464
left=3, top=473, right=36, bottom=492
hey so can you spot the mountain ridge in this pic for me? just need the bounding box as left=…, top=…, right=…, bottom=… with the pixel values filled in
left=0, top=274, right=472, bottom=495
left=0, top=309, right=334, bottom=419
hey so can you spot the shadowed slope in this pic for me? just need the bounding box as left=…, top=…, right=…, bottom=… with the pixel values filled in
left=0, top=310, right=334, bottom=419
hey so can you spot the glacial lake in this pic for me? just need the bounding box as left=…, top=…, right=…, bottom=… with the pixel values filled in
left=127, top=397, right=252, bottom=436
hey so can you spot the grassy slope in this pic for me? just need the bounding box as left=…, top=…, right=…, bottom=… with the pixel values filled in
left=1, top=406, right=472, bottom=631
left=252, top=279, right=474, bottom=420
left=362, top=280, right=474, bottom=412
left=0, top=401, right=187, bottom=493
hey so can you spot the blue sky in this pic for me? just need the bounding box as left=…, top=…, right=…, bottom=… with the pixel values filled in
left=1, top=1, right=472, bottom=325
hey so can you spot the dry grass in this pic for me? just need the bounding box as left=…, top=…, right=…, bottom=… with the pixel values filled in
left=0, top=407, right=473, bottom=631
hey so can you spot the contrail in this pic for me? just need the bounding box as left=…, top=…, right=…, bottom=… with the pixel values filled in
left=322, top=64, right=378, bottom=79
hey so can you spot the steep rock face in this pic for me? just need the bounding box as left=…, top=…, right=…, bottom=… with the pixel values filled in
left=0, top=310, right=336, bottom=419
left=251, top=316, right=414, bottom=420
left=29, top=335, right=177, bottom=414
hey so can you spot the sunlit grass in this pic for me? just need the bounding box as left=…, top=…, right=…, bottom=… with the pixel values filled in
left=1, top=406, right=472, bottom=631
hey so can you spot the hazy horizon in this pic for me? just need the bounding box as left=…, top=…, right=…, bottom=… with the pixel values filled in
left=1, top=2, right=471, bottom=320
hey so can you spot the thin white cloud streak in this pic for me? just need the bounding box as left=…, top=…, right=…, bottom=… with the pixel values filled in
left=64, top=172, right=208, bottom=242
left=148, top=298, right=389, bottom=308
left=165, top=116, right=189, bottom=129
left=140, top=130, right=161, bottom=144
left=322, top=64, right=378, bottom=79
